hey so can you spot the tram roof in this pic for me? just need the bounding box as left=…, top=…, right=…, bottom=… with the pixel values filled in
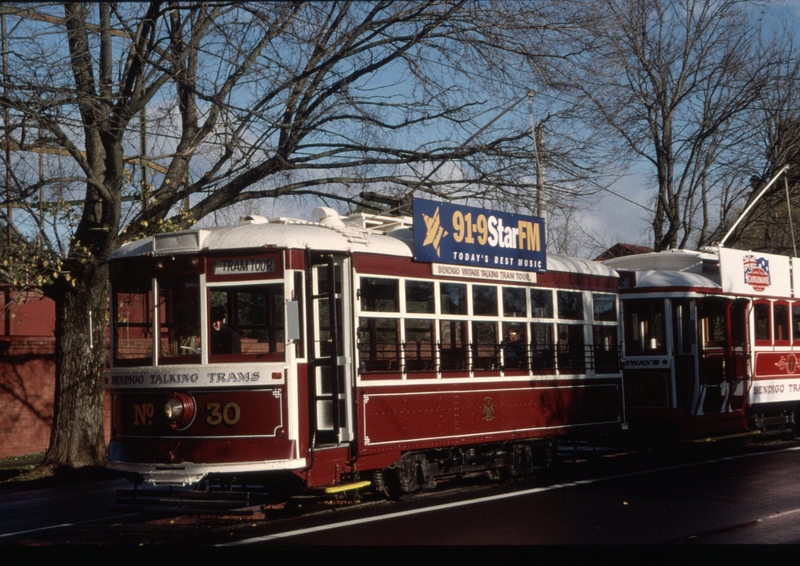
left=602, top=248, right=722, bottom=290
left=109, top=208, right=617, bottom=278
left=602, top=248, right=719, bottom=273
left=629, top=269, right=721, bottom=290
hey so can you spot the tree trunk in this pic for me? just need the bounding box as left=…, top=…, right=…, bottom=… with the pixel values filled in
left=42, top=262, right=109, bottom=468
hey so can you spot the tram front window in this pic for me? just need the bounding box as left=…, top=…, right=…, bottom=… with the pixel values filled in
left=113, top=278, right=154, bottom=366
left=157, top=276, right=201, bottom=365
left=112, top=274, right=203, bottom=366
left=208, top=283, right=285, bottom=361
left=624, top=300, right=665, bottom=355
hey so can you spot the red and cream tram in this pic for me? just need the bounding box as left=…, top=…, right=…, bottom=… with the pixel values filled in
left=105, top=204, right=624, bottom=494
left=604, top=247, right=800, bottom=439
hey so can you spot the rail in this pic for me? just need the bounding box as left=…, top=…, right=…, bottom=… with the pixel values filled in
left=357, top=342, right=622, bottom=375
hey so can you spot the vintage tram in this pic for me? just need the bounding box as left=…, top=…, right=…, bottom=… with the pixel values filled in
left=604, top=247, right=800, bottom=439
left=105, top=204, right=624, bottom=494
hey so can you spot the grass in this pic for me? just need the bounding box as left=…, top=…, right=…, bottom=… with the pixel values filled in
left=0, top=452, right=124, bottom=489
left=0, top=453, right=44, bottom=481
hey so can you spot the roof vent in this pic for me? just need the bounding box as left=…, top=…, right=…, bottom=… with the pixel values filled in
left=311, top=207, right=345, bottom=227
left=239, top=214, right=269, bottom=224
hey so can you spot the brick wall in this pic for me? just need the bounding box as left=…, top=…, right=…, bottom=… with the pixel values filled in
left=1, top=288, right=110, bottom=459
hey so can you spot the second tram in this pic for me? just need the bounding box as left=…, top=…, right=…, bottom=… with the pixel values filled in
left=605, top=247, right=800, bottom=439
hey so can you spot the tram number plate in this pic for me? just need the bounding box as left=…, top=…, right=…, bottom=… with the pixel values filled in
left=205, top=402, right=241, bottom=426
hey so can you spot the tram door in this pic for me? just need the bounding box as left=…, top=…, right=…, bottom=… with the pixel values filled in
left=671, top=299, right=697, bottom=411
left=695, top=298, right=748, bottom=415
left=727, top=299, right=749, bottom=411
left=308, top=253, right=355, bottom=446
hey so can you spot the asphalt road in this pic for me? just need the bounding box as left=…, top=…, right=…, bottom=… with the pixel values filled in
left=3, top=442, right=800, bottom=546
left=218, top=443, right=800, bottom=546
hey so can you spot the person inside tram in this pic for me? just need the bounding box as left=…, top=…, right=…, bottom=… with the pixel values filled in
left=210, top=306, right=241, bottom=355
left=504, top=330, right=526, bottom=368
left=557, top=329, right=575, bottom=368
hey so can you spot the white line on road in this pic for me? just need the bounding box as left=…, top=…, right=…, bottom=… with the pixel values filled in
left=218, top=445, right=800, bottom=546
left=0, top=513, right=140, bottom=540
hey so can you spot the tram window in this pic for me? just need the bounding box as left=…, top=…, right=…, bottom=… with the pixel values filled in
left=317, top=262, right=342, bottom=295
left=793, top=303, right=800, bottom=344
left=593, top=293, right=617, bottom=322
left=754, top=302, right=771, bottom=343
left=701, top=308, right=726, bottom=348
left=731, top=300, right=748, bottom=347
left=593, top=326, right=619, bottom=374
left=472, top=321, right=499, bottom=370
left=208, top=283, right=285, bottom=359
left=624, top=300, right=665, bottom=355
left=557, top=323, right=585, bottom=371
left=531, top=323, right=555, bottom=369
left=557, top=291, right=584, bottom=321
left=502, top=322, right=528, bottom=369
left=157, top=276, right=201, bottom=365
left=440, top=283, right=467, bottom=315
left=472, top=285, right=498, bottom=317
left=317, top=295, right=345, bottom=358
left=774, top=302, right=790, bottom=343
left=405, top=281, right=435, bottom=313
left=530, top=289, right=553, bottom=318
left=672, top=300, right=694, bottom=355
left=503, top=287, right=527, bottom=317
left=360, top=278, right=399, bottom=312
left=403, top=319, right=435, bottom=372
left=439, top=319, right=467, bottom=371
left=293, top=271, right=305, bottom=358
left=112, top=278, right=154, bottom=365
left=358, top=317, right=400, bottom=373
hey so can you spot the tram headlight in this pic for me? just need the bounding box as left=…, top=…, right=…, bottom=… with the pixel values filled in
left=164, top=392, right=195, bottom=429
left=165, top=398, right=183, bottom=420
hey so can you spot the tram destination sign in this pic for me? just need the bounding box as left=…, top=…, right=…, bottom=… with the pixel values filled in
left=213, top=258, right=275, bottom=276
left=413, top=198, right=546, bottom=272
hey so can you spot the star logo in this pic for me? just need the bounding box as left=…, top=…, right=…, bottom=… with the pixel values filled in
left=422, top=206, right=448, bottom=257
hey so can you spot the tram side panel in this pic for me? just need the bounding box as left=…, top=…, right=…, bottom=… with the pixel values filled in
left=357, top=380, right=623, bottom=455
left=352, top=253, right=625, bottom=459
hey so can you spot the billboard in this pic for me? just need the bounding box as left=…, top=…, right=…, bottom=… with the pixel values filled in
left=718, top=247, right=791, bottom=296
left=412, top=197, right=546, bottom=272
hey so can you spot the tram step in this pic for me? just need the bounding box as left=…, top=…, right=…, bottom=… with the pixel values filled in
left=114, top=488, right=261, bottom=512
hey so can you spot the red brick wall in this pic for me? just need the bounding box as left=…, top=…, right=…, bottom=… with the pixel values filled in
left=1, top=288, right=110, bottom=459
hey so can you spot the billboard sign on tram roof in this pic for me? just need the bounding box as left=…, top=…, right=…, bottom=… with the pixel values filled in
left=412, top=197, right=546, bottom=273
left=719, top=247, right=791, bottom=296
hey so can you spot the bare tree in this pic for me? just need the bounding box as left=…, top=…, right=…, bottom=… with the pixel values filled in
left=718, top=38, right=800, bottom=253
left=562, top=0, right=781, bottom=251
left=0, top=2, right=603, bottom=468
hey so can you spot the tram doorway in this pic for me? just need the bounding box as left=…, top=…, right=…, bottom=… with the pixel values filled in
left=307, top=253, right=355, bottom=446
left=671, top=299, right=696, bottom=412
left=695, top=298, right=748, bottom=415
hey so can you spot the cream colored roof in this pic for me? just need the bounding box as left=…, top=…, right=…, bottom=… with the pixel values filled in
left=109, top=209, right=617, bottom=278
